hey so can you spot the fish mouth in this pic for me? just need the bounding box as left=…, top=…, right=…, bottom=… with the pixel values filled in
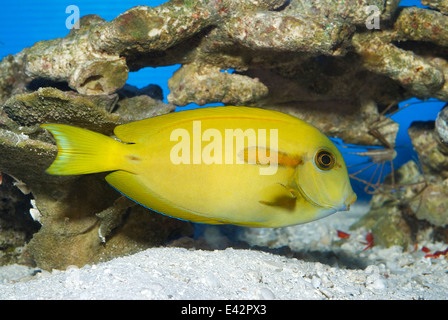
left=339, top=192, right=357, bottom=211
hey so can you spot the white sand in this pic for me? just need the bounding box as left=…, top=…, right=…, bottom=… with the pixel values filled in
left=0, top=202, right=447, bottom=300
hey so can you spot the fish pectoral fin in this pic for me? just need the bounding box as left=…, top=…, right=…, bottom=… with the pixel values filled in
left=258, top=183, right=297, bottom=211
left=238, top=147, right=302, bottom=167
left=259, top=183, right=297, bottom=200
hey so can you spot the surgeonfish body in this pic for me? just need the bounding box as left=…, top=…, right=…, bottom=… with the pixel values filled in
left=42, top=106, right=356, bottom=228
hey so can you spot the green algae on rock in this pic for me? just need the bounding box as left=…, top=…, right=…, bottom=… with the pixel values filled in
left=3, top=88, right=120, bottom=134
left=0, top=84, right=185, bottom=270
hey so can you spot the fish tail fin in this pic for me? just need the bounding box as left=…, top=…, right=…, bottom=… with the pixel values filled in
left=42, top=124, right=125, bottom=175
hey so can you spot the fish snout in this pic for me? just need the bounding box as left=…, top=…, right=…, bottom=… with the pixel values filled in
left=337, top=192, right=357, bottom=212
left=343, top=192, right=357, bottom=211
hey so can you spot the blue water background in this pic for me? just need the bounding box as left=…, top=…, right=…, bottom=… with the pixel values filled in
left=0, top=0, right=443, bottom=199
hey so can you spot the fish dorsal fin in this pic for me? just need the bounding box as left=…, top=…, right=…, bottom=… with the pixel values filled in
left=105, top=170, right=231, bottom=225
left=238, top=147, right=303, bottom=167
left=114, top=106, right=303, bottom=143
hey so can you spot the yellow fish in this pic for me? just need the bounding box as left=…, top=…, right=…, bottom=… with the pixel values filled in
left=41, top=106, right=356, bottom=228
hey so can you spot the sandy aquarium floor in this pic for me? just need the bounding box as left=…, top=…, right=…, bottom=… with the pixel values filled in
left=0, top=202, right=447, bottom=300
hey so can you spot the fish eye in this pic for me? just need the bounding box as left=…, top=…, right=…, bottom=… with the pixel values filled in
left=315, top=149, right=335, bottom=171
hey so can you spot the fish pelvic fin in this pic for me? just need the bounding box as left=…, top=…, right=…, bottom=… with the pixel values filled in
left=41, top=124, right=125, bottom=175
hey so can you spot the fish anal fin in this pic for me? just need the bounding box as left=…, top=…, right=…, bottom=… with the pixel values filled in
left=239, top=147, right=302, bottom=167
left=105, top=170, right=228, bottom=225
